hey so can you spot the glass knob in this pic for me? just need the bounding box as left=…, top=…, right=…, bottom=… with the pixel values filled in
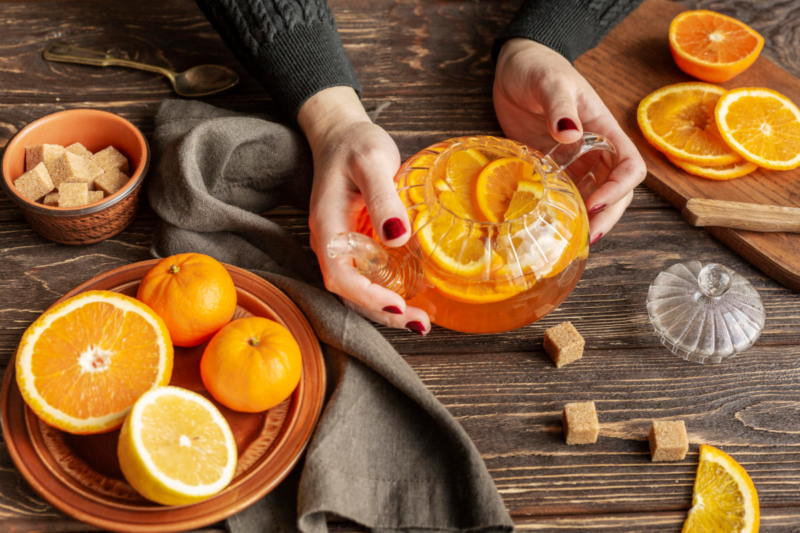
left=646, top=261, right=765, bottom=364
left=698, top=263, right=732, bottom=297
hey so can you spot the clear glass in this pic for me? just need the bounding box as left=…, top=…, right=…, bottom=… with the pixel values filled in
left=647, top=261, right=765, bottom=364
left=329, top=134, right=617, bottom=334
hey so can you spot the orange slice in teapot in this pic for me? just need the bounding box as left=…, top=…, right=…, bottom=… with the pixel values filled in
left=444, top=148, right=488, bottom=221
left=405, top=153, right=438, bottom=207
left=414, top=199, right=498, bottom=279
left=503, top=175, right=544, bottom=221
left=474, top=157, right=536, bottom=222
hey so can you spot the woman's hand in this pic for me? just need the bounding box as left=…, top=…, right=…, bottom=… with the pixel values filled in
left=298, top=87, right=430, bottom=335
left=494, top=39, right=647, bottom=244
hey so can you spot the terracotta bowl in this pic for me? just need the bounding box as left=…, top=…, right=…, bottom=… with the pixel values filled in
left=1, top=109, right=150, bottom=245
left=0, top=260, right=326, bottom=532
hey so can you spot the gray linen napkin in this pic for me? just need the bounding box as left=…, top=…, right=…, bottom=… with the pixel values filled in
left=147, top=100, right=513, bottom=533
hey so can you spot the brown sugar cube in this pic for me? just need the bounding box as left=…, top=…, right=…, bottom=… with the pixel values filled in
left=43, top=192, right=59, bottom=206
left=543, top=322, right=585, bottom=368
left=25, top=144, right=65, bottom=172
left=94, top=168, right=129, bottom=196
left=562, top=401, right=599, bottom=445
left=49, top=152, right=105, bottom=189
left=65, top=142, right=93, bottom=159
left=88, top=190, right=104, bottom=204
left=13, top=163, right=54, bottom=201
left=58, top=182, right=89, bottom=208
left=648, top=421, right=688, bottom=462
left=92, top=146, right=129, bottom=175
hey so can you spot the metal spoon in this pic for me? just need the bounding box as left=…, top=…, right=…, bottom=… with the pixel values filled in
left=43, top=43, right=239, bottom=98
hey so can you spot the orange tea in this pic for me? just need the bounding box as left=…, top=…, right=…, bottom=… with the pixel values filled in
left=346, top=135, right=615, bottom=334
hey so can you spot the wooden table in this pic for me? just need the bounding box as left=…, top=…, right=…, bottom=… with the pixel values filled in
left=2, top=0, right=800, bottom=531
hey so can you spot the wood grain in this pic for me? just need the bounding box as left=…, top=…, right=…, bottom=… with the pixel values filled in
left=409, top=347, right=800, bottom=514
left=0, top=0, right=517, bottom=103
left=0, top=0, right=799, bottom=532
left=576, top=0, right=800, bottom=291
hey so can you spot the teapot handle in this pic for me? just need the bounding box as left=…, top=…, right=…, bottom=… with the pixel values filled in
left=544, top=132, right=618, bottom=199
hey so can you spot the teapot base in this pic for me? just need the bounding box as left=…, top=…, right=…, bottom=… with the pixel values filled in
left=409, top=256, right=586, bottom=334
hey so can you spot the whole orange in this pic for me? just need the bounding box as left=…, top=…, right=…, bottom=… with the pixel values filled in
left=137, top=253, right=237, bottom=347
left=200, top=316, right=302, bottom=413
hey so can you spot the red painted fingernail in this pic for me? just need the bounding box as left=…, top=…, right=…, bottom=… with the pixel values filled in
left=588, top=204, right=606, bottom=215
left=590, top=233, right=603, bottom=246
left=383, top=306, right=402, bottom=314
left=557, top=118, right=578, bottom=132
left=382, top=218, right=407, bottom=240
left=406, top=321, right=426, bottom=335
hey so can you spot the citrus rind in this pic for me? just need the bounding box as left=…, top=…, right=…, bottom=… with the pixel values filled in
left=666, top=154, right=759, bottom=180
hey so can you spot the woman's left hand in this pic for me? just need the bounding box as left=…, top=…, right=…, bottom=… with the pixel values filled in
left=494, top=38, right=647, bottom=245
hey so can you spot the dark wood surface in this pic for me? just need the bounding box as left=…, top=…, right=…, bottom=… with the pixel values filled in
left=579, top=0, right=800, bottom=292
left=0, top=0, right=799, bottom=531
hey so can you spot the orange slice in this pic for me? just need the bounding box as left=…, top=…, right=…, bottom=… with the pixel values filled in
left=16, top=290, right=173, bottom=434
left=445, top=149, right=488, bottom=220
left=404, top=152, right=440, bottom=207
left=638, top=83, right=742, bottom=166
left=682, top=444, right=759, bottom=533
left=670, top=10, right=764, bottom=83
left=474, top=157, right=535, bottom=222
left=414, top=199, right=492, bottom=278
left=503, top=175, right=544, bottom=221
left=715, top=87, right=800, bottom=170
left=666, top=154, right=758, bottom=180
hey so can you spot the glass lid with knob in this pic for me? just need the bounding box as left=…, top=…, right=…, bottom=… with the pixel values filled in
left=647, top=261, right=765, bottom=364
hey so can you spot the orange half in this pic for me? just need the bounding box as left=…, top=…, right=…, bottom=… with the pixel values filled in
left=16, top=290, right=173, bottom=434
left=670, top=10, right=764, bottom=83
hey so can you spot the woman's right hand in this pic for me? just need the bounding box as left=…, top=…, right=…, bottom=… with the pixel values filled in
left=298, top=87, right=431, bottom=336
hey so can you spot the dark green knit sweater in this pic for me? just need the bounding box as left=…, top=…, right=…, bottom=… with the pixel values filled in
left=197, top=0, right=644, bottom=119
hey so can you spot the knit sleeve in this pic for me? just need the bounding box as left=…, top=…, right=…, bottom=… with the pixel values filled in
left=493, top=0, right=645, bottom=63
left=196, top=0, right=361, bottom=119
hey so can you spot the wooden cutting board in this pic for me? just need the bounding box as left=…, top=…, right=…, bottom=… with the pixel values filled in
left=575, top=0, right=800, bottom=291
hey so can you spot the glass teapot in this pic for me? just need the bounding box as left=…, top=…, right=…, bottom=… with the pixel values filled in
left=328, top=134, right=617, bottom=334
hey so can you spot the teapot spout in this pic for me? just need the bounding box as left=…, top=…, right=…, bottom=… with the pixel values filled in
left=327, top=232, right=423, bottom=300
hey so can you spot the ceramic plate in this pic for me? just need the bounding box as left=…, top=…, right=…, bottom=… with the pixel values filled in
left=0, top=260, right=326, bottom=532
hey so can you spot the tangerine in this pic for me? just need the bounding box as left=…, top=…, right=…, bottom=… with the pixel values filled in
left=200, top=317, right=302, bottom=413
left=137, top=253, right=237, bottom=347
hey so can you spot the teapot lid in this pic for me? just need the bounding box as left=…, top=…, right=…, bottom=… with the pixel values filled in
left=647, top=262, right=765, bottom=364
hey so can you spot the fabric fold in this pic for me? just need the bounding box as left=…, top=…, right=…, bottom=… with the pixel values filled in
left=148, top=99, right=513, bottom=533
